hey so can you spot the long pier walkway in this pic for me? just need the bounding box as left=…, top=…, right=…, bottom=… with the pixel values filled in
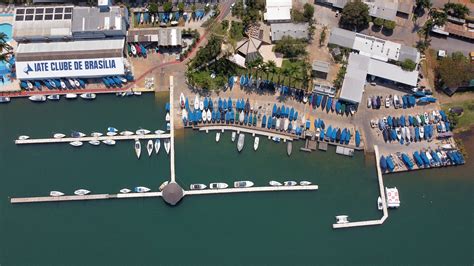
left=332, top=145, right=388, bottom=229
left=196, top=125, right=295, bottom=141
left=15, top=134, right=171, bottom=145
left=169, top=76, right=176, bottom=183
left=10, top=186, right=317, bottom=204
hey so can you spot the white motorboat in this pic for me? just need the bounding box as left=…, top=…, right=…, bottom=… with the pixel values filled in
left=60, top=80, right=66, bottom=89
left=107, top=127, right=118, bottom=136
left=134, top=186, right=150, bottom=193
left=194, top=95, right=200, bottom=110
left=190, top=184, right=207, bottom=190
left=119, top=188, right=131, bottom=194
left=48, top=80, right=57, bottom=88
left=88, top=140, right=101, bottom=146
left=68, top=79, right=76, bottom=87
left=71, top=131, right=86, bottom=138
left=136, top=128, right=151, bottom=135
left=69, top=141, right=83, bottom=147
left=164, top=139, right=171, bottom=154
left=269, top=180, right=283, bottom=186
left=133, top=91, right=142, bottom=96
left=206, top=109, right=211, bottom=121
left=199, top=100, right=204, bottom=111
left=130, top=44, right=137, bottom=55
left=18, top=135, right=30, bottom=140
left=147, top=140, right=153, bottom=156
left=50, top=191, right=64, bottom=197
left=275, top=118, right=281, bottom=129
left=65, top=93, right=77, bottom=99
left=134, top=139, right=141, bottom=159
left=74, top=79, right=81, bottom=87
left=155, top=130, right=165, bottom=135
left=182, top=109, right=188, bottom=121
left=53, top=133, right=66, bottom=139
left=396, top=128, right=402, bottom=140
left=336, top=215, right=349, bottom=224
left=120, top=130, right=134, bottom=136
left=209, top=182, right=228, bottom=189
left=74, top=189, right=90, bottom=195
left=154, top=139, right=161, bottom=154
left=299, top=181, right=311, bottom=186
left=239, top=111, right=244, bottom=123
left=102, top=139, right=116, bottom=145
left=180, top=93, right=186, bottom=108
left=0, top=96, right=11, bottom=103
left=234, top=181, right=254, bottom=188
left=284, top=181, right=297, bottom=186
left=26, top=81, right=33, bottom=89
left=287, top=142, right=292, bottom=156
left=28, top=95, right=46, bottom=102
left=231, top=132, right=236, bottom=142
left=237, top=133, right=245, bottom=152
left=159, top=181, right=169, bottom=191
left=201, top=110, right=207, bottom=122
left=216, top=132, right=221, bottom=142
left=284, top=118, right=289, bottom=131
left=377, top=196, right=383, bottom=210
left=419, top=127, right=425, bottom=139
left=80, top=93, right=96, bottom=100
left=91, top=132, right=103, bottom=137
left=253, top=137, right=259, bottom=151
left=165, top=112, right=170, bottom=122
left=47, top=94, right=60, bottom=101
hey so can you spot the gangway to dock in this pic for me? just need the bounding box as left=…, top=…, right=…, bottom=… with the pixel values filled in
left=14, top=134, right=171, bottom=145
left=332, top=145, right=388, bottom=229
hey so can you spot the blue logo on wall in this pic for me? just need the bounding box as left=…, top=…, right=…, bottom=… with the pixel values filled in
left=23, top=64, right=33, bottom=75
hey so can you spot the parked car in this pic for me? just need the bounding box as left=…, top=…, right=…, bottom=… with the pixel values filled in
left=393, top=95, right=399, bottom=109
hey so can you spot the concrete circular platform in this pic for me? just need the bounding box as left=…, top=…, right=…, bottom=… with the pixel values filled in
left=162, top=182, right=184, bottom=205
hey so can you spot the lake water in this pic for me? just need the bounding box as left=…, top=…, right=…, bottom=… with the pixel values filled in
left=0, top=94, right=472, bottom=265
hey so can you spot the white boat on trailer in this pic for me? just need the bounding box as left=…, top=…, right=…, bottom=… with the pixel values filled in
left=190, top=184, right=207, bottom=190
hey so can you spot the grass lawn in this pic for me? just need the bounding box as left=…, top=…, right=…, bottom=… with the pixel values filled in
left=442, top=99, right=474, bottom=133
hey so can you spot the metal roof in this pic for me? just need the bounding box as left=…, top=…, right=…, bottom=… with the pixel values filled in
left=264, top=0, right=292, bottom=21
left=71, top=6, right=126, bottom=36
left=329, top=27, right=356, bottom=48
left=366, top=0, right=398, bottom=21
left=15, top=39, right=124, bottom=61
left=312, top=60, right=330, bottom=73
left=367, top=57, right=418, bottom=86
left=340, top=53, right=369, bottom=104
left=13, top=6, right=73, bottom=40
left=270, top=23, right=308, bottom=41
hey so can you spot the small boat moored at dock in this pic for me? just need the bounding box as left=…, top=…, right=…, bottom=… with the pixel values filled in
left=284, top=181, right=297, bottom=186
left=134, top=186, right=151, bottom=193
left=159, top=181, right=169, bottom=191
left=164, top=139, right=171, bottom=154
left=136, top=128, right=151, bottom=135
left=287, top=142, right=292, bottom=156
left=28, top=95, right=47, bottom=102
left=120, top=188, right=131, bottom=194
left=88, top=140, right=100, bottom=146
left=234, top=181, right=254, bottom=188
left=231, top=132, right=236, bottom=142
left=190, top=184, right=207, bottom=190
left=102, top=139, right=116, bottom=145
left=134, top=139, right=141, bottom=159
left=210, top=183, right=228, bottom=189
left=146, top=140, right=153, bottom=156
left=335, top=215, right=349, bottom=224
left=154, top=139, right=161, bottom=154
left=107, top=127, right=118, bottom=136
left=216, top=132, right=221, bottom=142
left=53, top=133, right=66, bottom=139
left=47, top=94, right=60, bottom=101
left=237, top=133, right=245, bottom=152
left=69, top=141, right=83, bottom=147
left=65, top=93, right=77, bottom=99
left=18, top=135, right=30, bottom=140
left=377, top=196, right=383, bottom=210
left=253, top=137, right=259, bottom=151
left=74, top=189, right=90, bottom=195
left=269, top=180, right=283, bottom=186
left=80, top=93, right=96, bottom=100
left=50, top=191, right=64, bottom=197
left=300, top=181, right=311, bottom=186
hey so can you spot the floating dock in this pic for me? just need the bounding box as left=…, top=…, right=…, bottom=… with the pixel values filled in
left=14, top=134, right=171, bottom=145
left=332, top=145, right=388, bottom=229
left=10, top=186, right=317, bottom=204
left=196, top=125, right=294, bottom=141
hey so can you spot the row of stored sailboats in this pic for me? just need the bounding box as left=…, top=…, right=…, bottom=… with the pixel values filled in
left=134, top=139, right=170, bottom=159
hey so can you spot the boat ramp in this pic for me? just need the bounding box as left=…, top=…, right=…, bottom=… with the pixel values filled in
left=332, top=145, right=388, bottom=229
left=14, top=134, right=171, bottom=145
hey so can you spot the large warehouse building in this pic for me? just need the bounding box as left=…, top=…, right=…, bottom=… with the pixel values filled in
left=13, top=4, right=129, bottom=81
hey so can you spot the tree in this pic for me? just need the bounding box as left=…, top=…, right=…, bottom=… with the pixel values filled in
left=414, top=0, right=432, bottom=18
left=444, top=3, right=470, bottom=19
left=400, top=59, right=417, bottom=71
left=163, top=1, right=173, bottom=13
left=291, top=9, right=306, bottom=22
left=437, top=53, right=474, bottom=88
left=339, top=0, right=370, bottom=31
left=373, top=17, right=384, bottom=27
left=319, top=26, right=327, bottom=46
left=274, top=36, right=307, bottom=58
left=383, top=20, right=396, bottom=30
left=178, top=2, right=184, bottom=12
left=430, top=9, right=447, bottom=27
left=303, top=3, right=315, bottom=21
left=0, top=32, right=12, bottom=62
left=148, top=3, right=158, bottom=14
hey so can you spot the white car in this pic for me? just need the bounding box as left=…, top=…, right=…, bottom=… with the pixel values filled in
left=370, top=119, right=377, bottom=128
left=385, top=97, right=391, bottom=108
left=367, top=97, right=372, bottom=108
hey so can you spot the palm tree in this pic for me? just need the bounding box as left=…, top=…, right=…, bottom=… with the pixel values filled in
left=266, top=60, right=277, bottom=81
left=0, top=32, right=12, bottom=62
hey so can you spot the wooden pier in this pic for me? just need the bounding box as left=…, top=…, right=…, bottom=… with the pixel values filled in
left=169, top=76, right=176, bottom=183
left=185, top=185, right=318, bottom=196
left=196, top=125, right=295, bottom=141
left=332, top=145, right=388, bottom=229
left=14, top=134, right=171, bottom=145
left=10, top=186, right=317, bottom=204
